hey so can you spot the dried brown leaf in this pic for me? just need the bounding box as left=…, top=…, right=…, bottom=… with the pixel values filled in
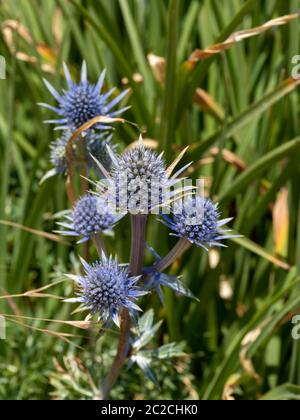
left=52, top=7, right=64, bottom=46
left=210, top=147, right=247, bottom=171
left=189, top=13, right=300, bottom=63
left=126, top=138, right=159, bottom=151
left=194, top=88, right=224, bottom=121
left=147, top=53, right=166, bottom=85
left=222, top=374, right=241, bottom=401
left=239, top=321, right=270, bottom=384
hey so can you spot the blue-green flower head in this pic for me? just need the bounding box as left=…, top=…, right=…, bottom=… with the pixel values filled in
left=58, top=194, right=124, bottom=242
left=39, top=62, right=129, bottom=131
left=161, top=196, right=236, bottom=250
left=67, top=255, right=147, bottom=326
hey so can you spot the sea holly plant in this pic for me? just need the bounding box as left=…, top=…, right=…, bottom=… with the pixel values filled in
left=40, top=62, right=237, bottom=399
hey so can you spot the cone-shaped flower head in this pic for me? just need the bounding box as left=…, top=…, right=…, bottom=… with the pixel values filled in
left=39, top=62, right=129, bottom=131
left=67, top=255, right=146, bottom=326
left=58, top=194, right=124, bottom=242
left=95, top=136, right=192, bottom=214
left=161, top=196, right=236, bottom=250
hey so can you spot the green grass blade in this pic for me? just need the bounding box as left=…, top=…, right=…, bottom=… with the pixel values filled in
left=219, top=136, right=300, bottom=202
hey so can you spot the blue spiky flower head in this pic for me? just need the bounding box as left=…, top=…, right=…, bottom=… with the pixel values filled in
left=39, top=62, right=129, bottom=131
left=161, top=196, right=236, bottom=250
left=95, top=136, right=192, bottom=214
left=66, top=254, right=147, bottom=326
left=58, top=194, right=124, bottom=242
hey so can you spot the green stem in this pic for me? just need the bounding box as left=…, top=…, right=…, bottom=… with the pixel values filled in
left=92, top=233, right=108, bottom=257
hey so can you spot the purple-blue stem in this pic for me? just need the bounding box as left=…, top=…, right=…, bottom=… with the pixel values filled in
left=154, top=237, right=191, bottom=273
left=100, top=214, right=147, bottom=399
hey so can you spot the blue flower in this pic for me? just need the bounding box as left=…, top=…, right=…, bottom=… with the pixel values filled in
left=58, top=194, right=124, bottom=242
left=161, top=196, right=236, bottom=250
left=95, top=136, right=192, bottom=214
left=39, top=62, right=129, bottom=131
left=66, top=254, right=147, bottom=326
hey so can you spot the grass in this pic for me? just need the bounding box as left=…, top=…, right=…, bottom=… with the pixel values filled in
left=1, top=0, right=300, bottom=400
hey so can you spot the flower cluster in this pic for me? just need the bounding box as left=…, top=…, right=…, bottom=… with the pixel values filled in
left=44, top=63, right=237, bottom=328
left=61, top=143, right=236, bottom=322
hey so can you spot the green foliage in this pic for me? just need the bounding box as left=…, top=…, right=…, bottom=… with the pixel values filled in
left=1, top=0, right=300, bottom=400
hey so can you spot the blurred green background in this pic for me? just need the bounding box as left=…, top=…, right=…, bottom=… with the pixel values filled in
left=1, top=0, right=300, bottom=400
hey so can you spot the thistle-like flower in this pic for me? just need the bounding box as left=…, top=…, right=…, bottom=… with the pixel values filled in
left=39, top=62, right=129, bottom=131
left=66, top=254, right=146, bottom=326
left=58, top=194, right=124, bottom=242
left=95, top=136, right=192, bottom=214
left=161, top=196, right=236, bottom=250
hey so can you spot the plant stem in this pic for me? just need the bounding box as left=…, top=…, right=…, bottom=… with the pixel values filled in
left=100, top=214, right=147, bottom=399
left=92, top=233, right=108, bottom=257
left=100, top=308, right=131, bottom=400
left=129, top=214, right=147, bottom=276
left=155, top=237, right=191, bottom=273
